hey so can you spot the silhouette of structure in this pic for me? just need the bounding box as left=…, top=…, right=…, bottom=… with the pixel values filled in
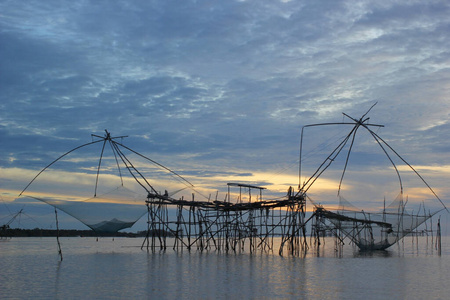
left=19, top=105, right=446, bottom=256
left=142, top=184, right=308, bottom=255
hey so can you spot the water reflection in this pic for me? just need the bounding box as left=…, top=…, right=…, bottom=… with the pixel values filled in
left=355, top=249, right=392, bottom=258
left=1, top=236, right=448, bottom=299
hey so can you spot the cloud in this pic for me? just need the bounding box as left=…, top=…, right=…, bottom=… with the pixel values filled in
left=1, top=0, right=450, bottom=228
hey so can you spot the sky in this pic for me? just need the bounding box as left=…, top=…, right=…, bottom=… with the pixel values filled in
left=1, top=0, right=450, bottom=231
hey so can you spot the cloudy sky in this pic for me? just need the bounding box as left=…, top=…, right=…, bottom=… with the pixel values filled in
left=1, top=0, right=450, bottom=229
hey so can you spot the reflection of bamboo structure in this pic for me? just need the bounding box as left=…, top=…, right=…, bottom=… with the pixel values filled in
left=141, top=185, right=308, bottom=255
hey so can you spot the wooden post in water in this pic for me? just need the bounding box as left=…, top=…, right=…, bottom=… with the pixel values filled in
left=436, top=217, right=441, bottom=256
left=54, top=207, right=63, bottom=261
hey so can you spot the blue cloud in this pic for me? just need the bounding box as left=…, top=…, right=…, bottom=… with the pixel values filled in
left=1, top=0, right=449, bottom=223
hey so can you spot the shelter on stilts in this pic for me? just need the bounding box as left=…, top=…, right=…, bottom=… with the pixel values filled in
left=141, top=184, right=308, bottom=255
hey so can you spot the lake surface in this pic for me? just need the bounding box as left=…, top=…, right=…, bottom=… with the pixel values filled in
left=1, top=236, right=449, bottom=299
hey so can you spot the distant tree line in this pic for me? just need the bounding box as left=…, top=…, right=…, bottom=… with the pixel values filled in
left=0, top=228, right=161, bottom=238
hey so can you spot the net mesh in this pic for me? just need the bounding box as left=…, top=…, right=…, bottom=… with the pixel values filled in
left=323, top=193, right=432, bottom=250
left=17, top=133, right=196, bottom=233
left=27, top=186, right=147, bottom=233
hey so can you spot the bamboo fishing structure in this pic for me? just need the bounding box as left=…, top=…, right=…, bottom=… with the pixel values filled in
left=18, top=105, right=447, bottom=256
left=141, top=185, right=309, bottom=255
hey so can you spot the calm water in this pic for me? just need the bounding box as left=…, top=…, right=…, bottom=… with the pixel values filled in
left=1, top=236, right=449, bottom=299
